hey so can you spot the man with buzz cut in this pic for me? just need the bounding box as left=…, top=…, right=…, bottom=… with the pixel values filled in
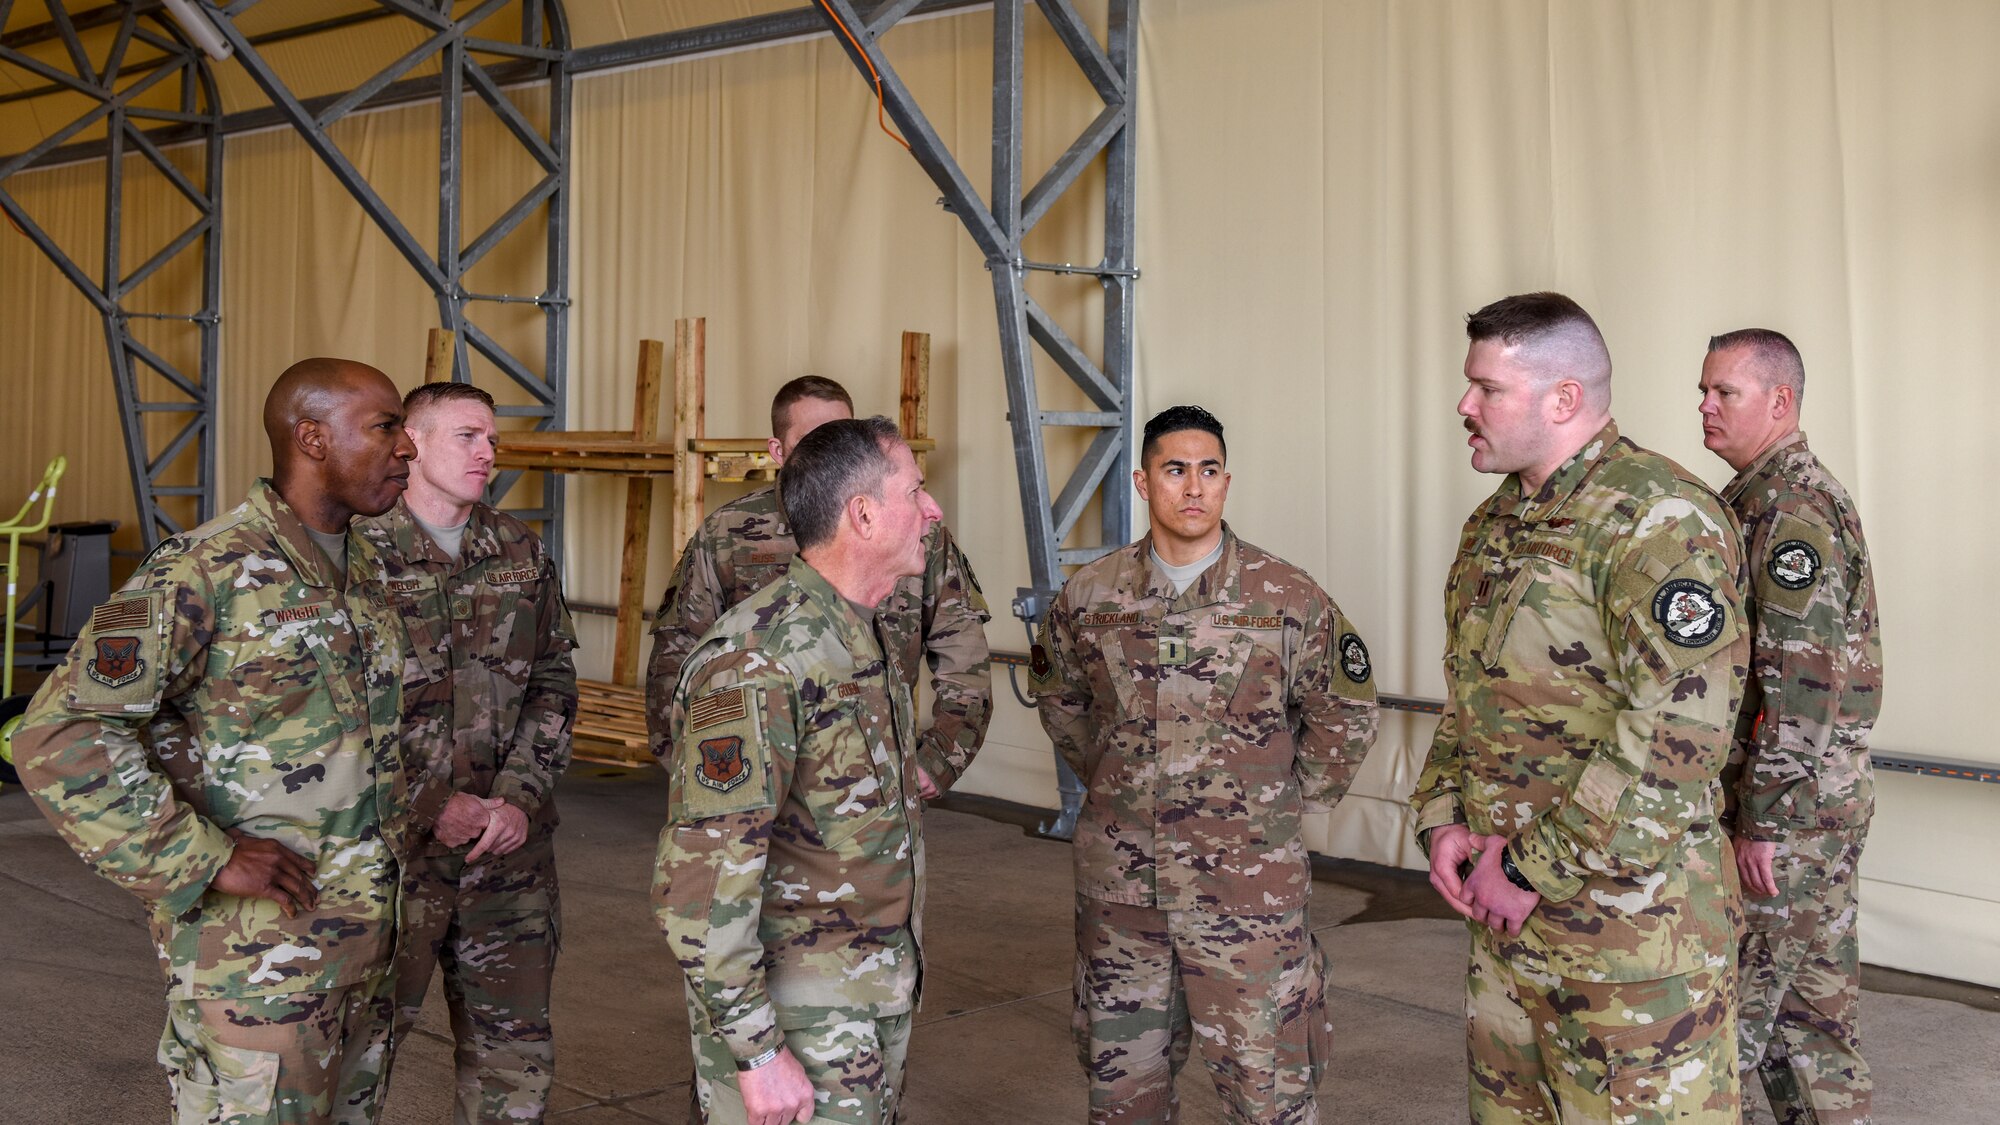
left=1411, top=292, right=1750, bottom=1123
left=13, top=358, right=416, bottom=1125
left=647, top=374, right=991, bottom=805
left=654, top=416, right=943, bottom=1125
left=1699, top=329, right=1880, bottom=1125
left=358, top=381, right=578, bottom=1125
left=1031, top=404, right=1380, bottom=1125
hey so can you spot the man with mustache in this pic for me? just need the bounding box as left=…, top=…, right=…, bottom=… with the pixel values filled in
left=1410, top=293, right=1749, bottom=1122
left=1699, top=329, right=1880, bottom=1125
left=14, top=358, right=416, bottom=1124
left=357, top=381, right=578, bottom=1124
left=655, top=417, right=943, bottom=1125
left=1031, top=405, right=1380, bottom=1124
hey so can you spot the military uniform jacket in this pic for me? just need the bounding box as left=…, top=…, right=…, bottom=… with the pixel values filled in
left=648, top=484, right=991, bottom=789
left=1721, top=432, right=1880, bottom=839
left=14, top=480, right=406, bottom=1000
left=1409, top=423, right=1749, bottom=982
left=355, top=499, right=578, bottom=855
left=654, top=560, right=926, bottom=1062
left=1030, top=525, right=1379, bottom=915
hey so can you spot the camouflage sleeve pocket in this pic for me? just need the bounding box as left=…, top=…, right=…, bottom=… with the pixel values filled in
left=66, top=589, right=168, bottom=715
left=678, top=684, right=773, bottom=821
left=1755, top=511, right=1836, bottom=620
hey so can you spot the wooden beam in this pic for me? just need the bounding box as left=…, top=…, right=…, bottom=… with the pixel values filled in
left=611, top=339, right=667, bottom=686
left=671, top=317, right=706, bottom=561
left=901, top=330, right=931, bottom=475
left=424, top=327, right=455, bottom=383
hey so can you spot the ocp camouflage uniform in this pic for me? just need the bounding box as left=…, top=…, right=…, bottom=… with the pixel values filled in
left=1720, top=432, right=1880, bottom=1125
left=12, top=479, right=407, bottom=1125
left=355, top=498, right=577, bottom=1125
left=1409, top=423, right=1750, bottom=1123
left=1030, top=525, right=1379, bottom=1125
left=654, top=559, right=927, bottom=1124
left=647, top=484, right=991, bottom=790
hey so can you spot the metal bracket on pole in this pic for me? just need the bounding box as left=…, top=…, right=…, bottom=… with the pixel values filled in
left=0, top=2, right=223, bottom=548
left=809, top=0, right=1140, bottom=631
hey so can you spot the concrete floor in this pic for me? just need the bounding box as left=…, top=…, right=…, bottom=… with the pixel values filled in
left=4, top=766, right=1996, bottom=1123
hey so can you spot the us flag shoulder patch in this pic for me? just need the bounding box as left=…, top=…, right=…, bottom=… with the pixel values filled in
left=688, top=685, right=749, bottom=732
left=90, top=597, right=153, bottom=633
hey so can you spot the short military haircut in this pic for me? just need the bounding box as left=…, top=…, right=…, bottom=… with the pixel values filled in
left=1465, top=291, right=1613, bottom=410
left=779, top=415, right=905, bottom=552
left=1140, top=404, right=1226, bottom=466
left=403, top=380, right=495, bottom=426
left=770, top=375, right=854, bottom=438
left=1708, top=328, right=1805, bottom=402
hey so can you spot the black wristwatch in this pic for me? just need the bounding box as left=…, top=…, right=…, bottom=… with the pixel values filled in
left=1500, top=846, right=1536, bottom=894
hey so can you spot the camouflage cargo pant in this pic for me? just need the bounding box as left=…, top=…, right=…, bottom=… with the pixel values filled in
left=1467, top=932, right=1739, bottom=1123
left=391, top=834, right=561, bottom=1124
left=160, top=971, right=396, bottom=1125
left=1738, top=828, right=1871, bottom=1125
left=687, top=998, right=912, bottom=1124
left=1072, top=896, right=1331, bottom=1125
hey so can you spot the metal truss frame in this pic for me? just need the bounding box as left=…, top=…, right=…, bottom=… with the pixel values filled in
left=0, top=1, right=223, bottom=546
left=810, top=0, right=1139, bottom=627
left=202, top=0, right=574, bottom=553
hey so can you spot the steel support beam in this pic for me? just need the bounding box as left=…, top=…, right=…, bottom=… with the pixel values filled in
left=0, top=1, right=221, bottom=547
left=199, top=0, right=573, bottom=559
left=809, top=0, right=1139, bottom=627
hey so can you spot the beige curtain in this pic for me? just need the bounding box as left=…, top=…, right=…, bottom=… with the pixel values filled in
left=2, top=0, right=1992, bottom=984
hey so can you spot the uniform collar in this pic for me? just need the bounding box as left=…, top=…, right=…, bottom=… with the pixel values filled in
left=1117, top=522, right=1242, bottom=612
left=788, top=555, right=883, bottom=662
left=1513, top=420, right=1622, bottom=524
left=250, top=478, right=351, bottom=591
left=1721, top=430, right=1809, bottom=504
left=368, top=496, right=504, bottom=570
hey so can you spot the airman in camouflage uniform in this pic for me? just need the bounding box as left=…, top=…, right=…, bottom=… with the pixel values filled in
left=359, top=383, right=578, bottom=1125
left=1031, top=406, right=1379, bottom=1125
left=1699, top=330, right=1879, bottom=1125
left=654, top=417, right=941, bottom=1125
left=12, top=359, right=417, bottom=1125
left=648, top=375, right=991, bottom=798
left=1411, top=295, right=1749, bottom=1123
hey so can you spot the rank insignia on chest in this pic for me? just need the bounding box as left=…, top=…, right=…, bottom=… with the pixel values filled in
left=1158, top=635, right=1190, bottom=666
left=1653, top=578, right=1725, bottom=647
left=86, top=636, right=146, bottom=688
left=450, top=595, right=474, bottom=620
left=696, top=735, right=750, bottom=792
left=1769, top=540, right=1819, bottom=590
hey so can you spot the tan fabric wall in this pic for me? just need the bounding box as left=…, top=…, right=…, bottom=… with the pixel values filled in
left=1, top=1, right=1992, bottom=983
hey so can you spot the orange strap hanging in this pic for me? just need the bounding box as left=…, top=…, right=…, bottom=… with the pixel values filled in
left=812, top=0, right=912, bottom=151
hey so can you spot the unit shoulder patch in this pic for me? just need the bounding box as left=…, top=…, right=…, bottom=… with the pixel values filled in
left=1338, top=632, right=1372, bottom=684
left=1767, top=540, right=1819, bottom=590
left=1652, top=578, right=1726, bottom=649
left=69, top=589, right=166, bottom=714
left=695, top=735, right=750, bottom=792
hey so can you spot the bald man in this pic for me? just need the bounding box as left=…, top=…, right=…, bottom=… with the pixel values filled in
left=14, top=358, right=418, bottom=1125
left=1409, top=294, right=1750, bottom=1122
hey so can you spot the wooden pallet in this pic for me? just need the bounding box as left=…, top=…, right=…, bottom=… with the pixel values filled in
left=572, top=679, right=652, bottom=767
